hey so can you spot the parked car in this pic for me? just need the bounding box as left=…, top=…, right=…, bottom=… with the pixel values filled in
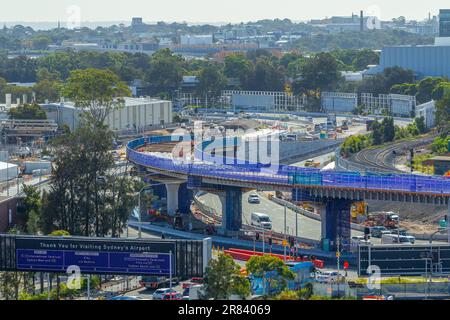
left=152, top=288, right=177, bottom=300
left=248, top=193, right=261, bottom=204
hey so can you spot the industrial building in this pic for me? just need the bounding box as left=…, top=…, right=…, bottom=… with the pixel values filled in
left=0, top=162, right=18, bottom=182
left=360, top=93, right=416, bottom=117
left=364, top=9, right=450, bottom=79
left=321, top=92, right=415, bottom=117
left=41, top=97, right=172, bottom=134
left=415, top=100, right=436, bottom=129
left=439, top=9, right=450, bottom=37
left=364, top=45, right=450, bottom=79
left=321, top=92, right=358, bottom=113
left=221, top=90, right=306, bottom=112
left=180, top=35, right=213, bottom=46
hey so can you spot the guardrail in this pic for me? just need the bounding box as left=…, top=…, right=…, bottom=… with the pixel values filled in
left=127, top=136, right=450, bottom=198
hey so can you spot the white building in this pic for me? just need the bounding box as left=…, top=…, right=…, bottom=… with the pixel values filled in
left=180, top=35, right=213, bottom=46
left=41, top=97, right=173, bottom=133
left=415, top=100, right=436, bottom=129
left=0, top=162, right=18, bottom=182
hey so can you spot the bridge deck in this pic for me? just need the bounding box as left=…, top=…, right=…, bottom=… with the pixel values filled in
left=127, top=137, right=450, bottom=204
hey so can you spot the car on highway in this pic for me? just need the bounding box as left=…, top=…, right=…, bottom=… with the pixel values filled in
left=370, top=226, right=388, bottom=238
left=248, top=193, right=261, bottom=204
left=162, top=292, right=182, bottom=300
left=315, top=271, right=345, bottom=284
left=251, top=212, right=272, bottom=230
left=381, top=234, right=413, bottom=245
left=351, top=236, right=371, bottom=246
left=390, top=229, right=415, bottom=243
left=152, top=288, right=177, bottom=300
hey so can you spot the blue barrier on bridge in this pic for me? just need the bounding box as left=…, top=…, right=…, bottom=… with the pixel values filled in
left=127, top=136, right=450, bottom=196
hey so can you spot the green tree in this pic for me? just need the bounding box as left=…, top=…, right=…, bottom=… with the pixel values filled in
left=62, top=68, right=131, bottom=125
left=196, top=64, right=227, bottom=99
left=293, top=52, right=342, bottom=94
left=33, top=80, right=62, bottom=103
left=246, top=255, right=295, bottom=295
left=40, top=120, right=136, bottom=237
left=8, top=103, right=47, bottom=120
left=436, top=93, right=450, bottom=133
left=146, top=49, right=184, bottom=96
left=416, top=77, right=444, bottom=104
left=381, top=117, right=396, bottom=143
left=204, top=253, right=250, bottom=300
left=414, top=116, right=427, bottom=134
left=223, top=53, right=253, bottom=88
left=31, top=35, right=51, bottom=50
left=245, top=56, right=285, bottom=91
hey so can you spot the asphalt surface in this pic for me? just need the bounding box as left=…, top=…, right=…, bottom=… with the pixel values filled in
left=197, top=190, right=365, bottom=241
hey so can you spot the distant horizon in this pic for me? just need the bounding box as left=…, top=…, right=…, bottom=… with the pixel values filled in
left=0, top=0, right=447, bottom=29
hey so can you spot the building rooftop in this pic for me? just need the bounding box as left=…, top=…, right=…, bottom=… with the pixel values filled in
left=429, top=156, right=450, bottom=162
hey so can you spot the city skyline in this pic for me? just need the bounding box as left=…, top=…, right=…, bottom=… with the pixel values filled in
left=0, top=0, right=447, bottom=25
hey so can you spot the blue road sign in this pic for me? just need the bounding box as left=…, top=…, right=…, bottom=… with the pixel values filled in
left=16, top=249, right=173, bottom=275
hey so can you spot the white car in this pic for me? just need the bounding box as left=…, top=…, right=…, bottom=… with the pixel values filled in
left=248, top=194, right=261, bottom=204
left=351, top=236, right=371, bottom=246
left=315, top=271, right=344, bottom=284
left=152, top=288, right=177, bottom=300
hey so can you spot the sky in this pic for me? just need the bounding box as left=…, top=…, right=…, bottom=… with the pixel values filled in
left=0, top=0, right=447, bottom=24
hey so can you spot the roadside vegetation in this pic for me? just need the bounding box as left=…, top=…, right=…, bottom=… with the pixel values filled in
left=340, top=117, right=426, bottom=157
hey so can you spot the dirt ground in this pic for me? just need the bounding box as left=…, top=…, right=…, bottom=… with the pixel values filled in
left=367, top=200, right=447, bottom=234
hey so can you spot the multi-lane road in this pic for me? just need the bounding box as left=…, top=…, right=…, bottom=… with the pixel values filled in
left=197, top=190, right=364, bottom=242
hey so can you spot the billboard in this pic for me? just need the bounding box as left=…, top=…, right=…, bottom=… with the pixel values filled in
left=1, top=235, right=209, bottom=278
left=2, top=236, right=177, bottom=276
left=358, top=244, right=450, bottom=277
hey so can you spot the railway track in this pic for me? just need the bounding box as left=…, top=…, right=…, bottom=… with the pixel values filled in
left=351, top=136, right=436, bottom=174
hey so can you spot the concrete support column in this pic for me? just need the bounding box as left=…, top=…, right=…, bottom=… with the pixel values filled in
left=321, top=198, right=352, bottom=252
left=166, top=183, right=180, bottom=216
left=178, top=182, right=193, bottom=214
left=219, top=187, right=243, bottom=232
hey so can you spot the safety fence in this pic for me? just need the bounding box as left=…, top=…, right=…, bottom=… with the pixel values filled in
left=127, top=137, right=450, bottom=197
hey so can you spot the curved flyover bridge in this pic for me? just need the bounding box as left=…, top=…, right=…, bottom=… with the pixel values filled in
left=127, top=135, right=450, bottom=251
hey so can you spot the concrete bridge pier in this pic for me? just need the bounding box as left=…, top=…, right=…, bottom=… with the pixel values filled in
left=166, top=183, right=181, bottom=216
left=219, top=187, right=243, bottom=233
left=320, top=198, right=352, bottom=252
left=178, top=182, right=193, bottom=214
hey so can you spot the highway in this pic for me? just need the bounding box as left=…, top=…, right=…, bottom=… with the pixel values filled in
left=197, top=190, right=364, bottom=241
left=196, top=191, right=443, bottom=245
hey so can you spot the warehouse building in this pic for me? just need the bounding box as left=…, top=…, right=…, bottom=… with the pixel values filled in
left=415, top=100, right=436, bottom=129
left=321, top=92, right=358, bottom=113
left=0, top=162, right=18, bottom=182
left=41, top=97, right=172, bottom=133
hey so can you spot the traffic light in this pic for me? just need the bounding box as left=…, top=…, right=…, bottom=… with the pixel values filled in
left=364, top=227, right=371, bottom=240
left=268, top=238, right=273, bottom=247
left=289, top=237, right=295, bottom=248
left=410, top=149, right=414, bottom=173
left=343, top=261, right=349, bottom=270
